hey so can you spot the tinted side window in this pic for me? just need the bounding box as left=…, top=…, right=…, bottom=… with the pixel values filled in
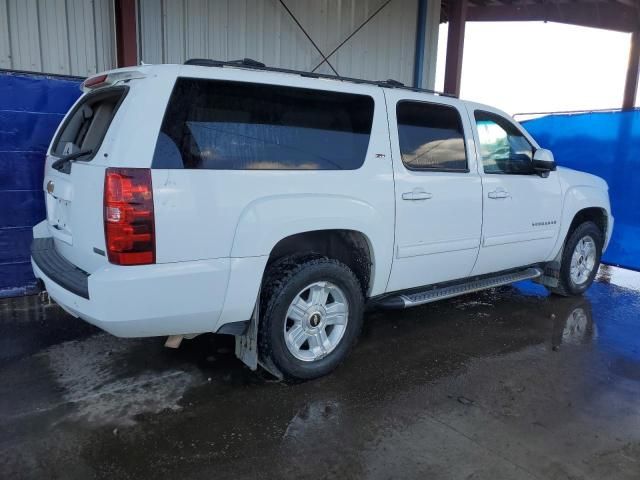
left=153, top=78, right=374, bottom=170
left=396, top=101, right=468, bottom=171
left=474, top=110, right=533, bottom=174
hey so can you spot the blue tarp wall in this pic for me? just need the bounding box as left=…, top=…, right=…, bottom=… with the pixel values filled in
left=524, top=110, right=640, bottom=271
left=0, top=72, right=81, bottom=297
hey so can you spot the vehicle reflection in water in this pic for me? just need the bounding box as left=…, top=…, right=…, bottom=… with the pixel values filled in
left=551, top=296, right=595, bottom=349
left=514, top=267, right=640, bottom=371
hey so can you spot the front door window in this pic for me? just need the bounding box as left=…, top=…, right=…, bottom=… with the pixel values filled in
left=475, top=111, right=533, bottom=175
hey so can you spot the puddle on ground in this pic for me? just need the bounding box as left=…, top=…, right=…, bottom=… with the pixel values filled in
left=40, top=333, right=200, bottom=426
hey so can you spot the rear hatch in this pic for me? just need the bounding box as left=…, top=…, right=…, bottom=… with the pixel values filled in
left=42, top=68, right=162, bottom=274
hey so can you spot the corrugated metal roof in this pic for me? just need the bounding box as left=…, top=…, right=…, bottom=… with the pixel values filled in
left=440, top=0, right=639, bottom=33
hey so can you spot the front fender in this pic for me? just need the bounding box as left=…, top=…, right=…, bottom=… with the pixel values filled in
left=550, top=185, right=612, bottom=259
left=230, top=193, right=394, bottom=296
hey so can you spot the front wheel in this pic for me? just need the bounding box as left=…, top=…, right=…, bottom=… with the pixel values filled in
left=548, top=221, right=603, bottom=296
left=259, top=257, right=364, bottom=382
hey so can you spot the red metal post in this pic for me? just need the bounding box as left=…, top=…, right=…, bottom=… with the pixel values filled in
left=623, top=31, right=640, bottom=110
left=444, top=0, right=468, bottom=97
left=115, top=0, right=138, bottom=68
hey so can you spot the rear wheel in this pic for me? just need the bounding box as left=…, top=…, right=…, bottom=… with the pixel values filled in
left=259, top=257, right=364, bottom=382
left=548, top=221, right=603, bottom=296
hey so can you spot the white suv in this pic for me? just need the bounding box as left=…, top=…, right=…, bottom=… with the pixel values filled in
left=31, top=59, right=613, bottom=381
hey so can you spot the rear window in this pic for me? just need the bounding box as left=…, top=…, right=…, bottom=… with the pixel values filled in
left=51, top=86, right=127, bottom=161
left=396, top=101, right=468, bottom=172
left=152, top=78, right=375, bottom=170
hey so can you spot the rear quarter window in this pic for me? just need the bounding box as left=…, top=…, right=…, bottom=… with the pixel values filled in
left=152, top=78, right=375, bottom=170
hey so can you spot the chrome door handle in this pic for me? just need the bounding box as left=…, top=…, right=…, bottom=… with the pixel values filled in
left=402, top=189, right=433, bottom=201
left=488, top=189, right=510, bottom=199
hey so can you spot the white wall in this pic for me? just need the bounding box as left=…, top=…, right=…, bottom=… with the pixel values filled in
left=0, top=0, right=116, bottom=77
left=138, top=0, right=440, bottom=88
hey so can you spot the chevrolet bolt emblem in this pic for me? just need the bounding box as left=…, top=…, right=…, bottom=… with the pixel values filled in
left=310, top=313, right=321, bottom=327
left=46, top=180, right=55, bottom=194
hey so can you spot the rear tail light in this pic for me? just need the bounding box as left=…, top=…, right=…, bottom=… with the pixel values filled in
left=104, top=168, right=155, bottom=265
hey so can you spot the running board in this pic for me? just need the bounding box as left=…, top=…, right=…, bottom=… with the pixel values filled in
left=377, top=267, right=543, bottom=309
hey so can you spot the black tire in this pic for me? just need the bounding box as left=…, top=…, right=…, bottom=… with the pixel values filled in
left=548, top=221, right=603, bottom=296
left=259, top=256, right=364, bottom=382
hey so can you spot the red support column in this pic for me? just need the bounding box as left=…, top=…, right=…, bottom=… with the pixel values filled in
left=115, top=0, right=138, bottom=68
left=623, top=31, right=640, bottom=110
left=444, top=0, right=468, bottom=97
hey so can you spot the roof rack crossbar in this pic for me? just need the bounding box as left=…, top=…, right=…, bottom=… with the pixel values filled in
left=182, top=58, right=456, bottom=98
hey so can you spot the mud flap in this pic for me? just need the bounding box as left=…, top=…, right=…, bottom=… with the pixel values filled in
left=534, top=262, right=560, bottom=288
left=235, top=292, right=283, bottom=380
left=533, top=248, right=563, bottom=288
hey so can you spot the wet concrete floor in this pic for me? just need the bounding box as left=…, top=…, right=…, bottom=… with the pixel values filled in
left=1, top=265, right=639, bottom=479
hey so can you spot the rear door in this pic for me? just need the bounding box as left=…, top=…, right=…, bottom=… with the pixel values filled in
left=385, top=91, right=482, bottom=292
left=44, top=86, right=130, bottom=273
left=42, top=67, right=176, bottom=274
left=467, top=107, right=562, bottom=275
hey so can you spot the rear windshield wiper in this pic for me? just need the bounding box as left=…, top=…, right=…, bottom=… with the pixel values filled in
left=52, top=149, right=93, bottom=171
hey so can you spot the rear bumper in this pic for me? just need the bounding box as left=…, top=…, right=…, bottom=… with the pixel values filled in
left=31, top=240, right=232, bottom=337
left=31, top=238, right=90, bottom=298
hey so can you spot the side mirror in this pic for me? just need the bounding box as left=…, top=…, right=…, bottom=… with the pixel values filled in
left=532, top=148, right=556, bottom=174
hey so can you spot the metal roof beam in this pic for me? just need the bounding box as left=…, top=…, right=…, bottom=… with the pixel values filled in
left=465, top=4, right=639, bottom=33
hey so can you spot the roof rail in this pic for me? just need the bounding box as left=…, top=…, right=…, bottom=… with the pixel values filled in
left=185, top=58, right=266, bottom=68
left=183, top=58, right=456, bottom=98
left=380, top=79, right=404, bottom=88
